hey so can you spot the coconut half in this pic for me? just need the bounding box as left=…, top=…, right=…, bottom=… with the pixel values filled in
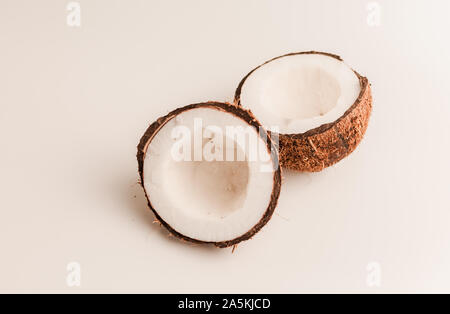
left=235, top=51, right=372, bottom=172
left=137, top=102, right=281, bottom=247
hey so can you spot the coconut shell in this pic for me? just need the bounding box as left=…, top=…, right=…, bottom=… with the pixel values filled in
left=137, top=102, right=282, bottom=248
left=234, top=51, right=373, bottom=172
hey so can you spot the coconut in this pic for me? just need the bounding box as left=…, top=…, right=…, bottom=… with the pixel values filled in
left=235, top=51, right=372, bottom=172
left=137, top=102, right=281, bottom=248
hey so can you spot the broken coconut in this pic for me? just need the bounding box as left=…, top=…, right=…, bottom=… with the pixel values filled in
left=235, top=51, right=372, bottom=172
left=137, top=102, right=281, bottom=248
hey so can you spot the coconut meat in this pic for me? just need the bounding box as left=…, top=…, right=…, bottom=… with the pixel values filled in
left=239, top=53, right=361, bottom=134
left=143, top=107, right=276, bottom=243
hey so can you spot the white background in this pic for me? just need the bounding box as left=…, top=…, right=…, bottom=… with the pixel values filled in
left=1, top=0, right=449, bottom=293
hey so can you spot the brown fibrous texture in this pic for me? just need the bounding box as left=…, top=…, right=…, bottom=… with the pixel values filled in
left=137, top=102, right=282, bottom=248
left=234, top=51, right=373, bottom=172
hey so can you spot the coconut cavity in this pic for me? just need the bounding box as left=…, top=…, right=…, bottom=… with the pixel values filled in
left=261, top=67, right=341, bottom=120
left=165, top=150, right=250, bottom=220
left=237, top=52, right=361, bottom=134
left=235, top=52, right=372, bottom=172
left=138, top=102, right=281, bottom=247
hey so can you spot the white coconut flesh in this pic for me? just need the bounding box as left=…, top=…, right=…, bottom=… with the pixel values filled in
left=143, top=107, right=276, bottom=243
left=239, top=53, right=361, bottom=134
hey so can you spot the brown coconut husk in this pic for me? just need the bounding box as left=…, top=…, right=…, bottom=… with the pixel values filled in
left=137, top=102, right=282, bottom=248
left=234, top=51, right=373, bottom=172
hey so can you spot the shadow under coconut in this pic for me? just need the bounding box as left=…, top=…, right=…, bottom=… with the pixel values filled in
left=281, top=168, right=313, bottom=187
left=127, top=177, right=220, bottom=253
